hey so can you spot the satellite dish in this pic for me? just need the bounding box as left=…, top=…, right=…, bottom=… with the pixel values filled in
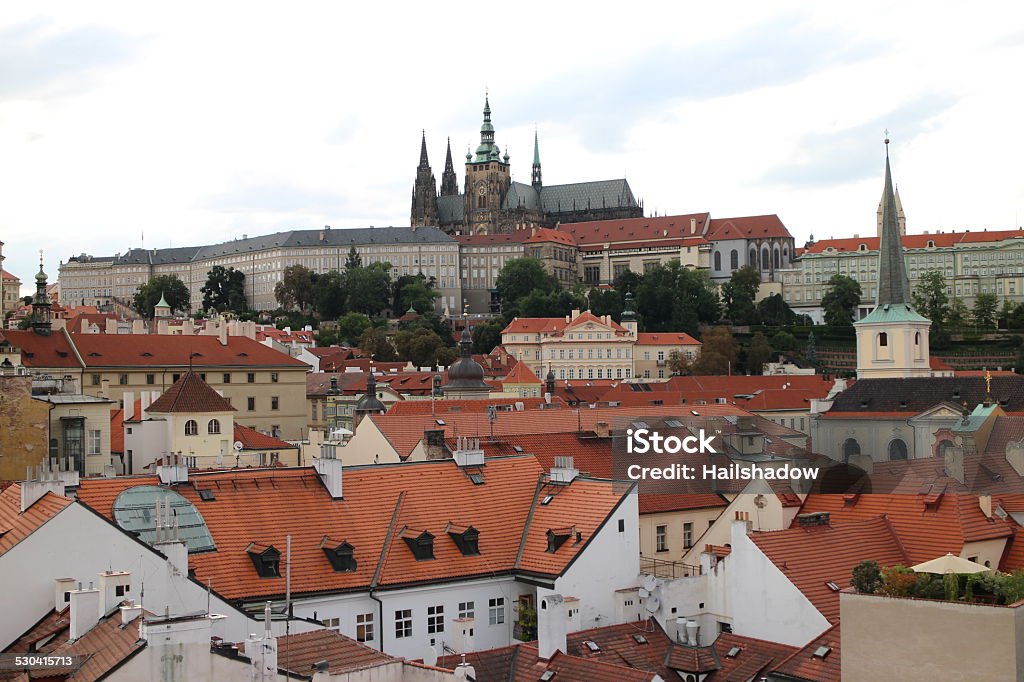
left=640, top=574, right=658, bottom=592
left=638, top=588, right=650, bottom=599
left=233, top=441, right=244, bottom=451
left=645, top=596, right=661, bottom=613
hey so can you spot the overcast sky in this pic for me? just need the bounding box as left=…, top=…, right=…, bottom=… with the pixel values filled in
left=2, top=2, right=1023, bottom=293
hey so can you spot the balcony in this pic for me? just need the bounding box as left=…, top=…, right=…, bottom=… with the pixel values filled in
left=641, top=556, right=701, bottom=580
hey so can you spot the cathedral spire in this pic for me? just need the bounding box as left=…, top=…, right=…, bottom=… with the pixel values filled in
left=418, top=129, right=430, bottom=169
left=876, top=137, right=912, bottom=307
left=441, top=137, right=458, bottom=196
left=531, top=129, right=542, bottom=191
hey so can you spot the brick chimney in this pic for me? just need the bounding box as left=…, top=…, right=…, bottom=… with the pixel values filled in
left=424, top=429, right=448, bottom=461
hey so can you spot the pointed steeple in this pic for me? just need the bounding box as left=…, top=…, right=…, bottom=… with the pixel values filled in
left=876, top=139, right=912, bottom=307
left=418, top=129, right=430, bottom=169
left=531, top=130, right=543, bottom=191
left=31, top=250, right=52, bottom=336
left=474, top=92, right=502, bottom=163
left=440, top=137, right=459, bottom=196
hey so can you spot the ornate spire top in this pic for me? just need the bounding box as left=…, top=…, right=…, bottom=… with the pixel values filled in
left=444, top=137, right=454, bottom=173
left=474, top=92, right=502, bottom=163
left=531, top=129, right=543, bottom=190
left=418, top=130, right=430, bottom=169
left=875, top=136, right=912, bottom=307
left=533, top=129, right=541, bottom=166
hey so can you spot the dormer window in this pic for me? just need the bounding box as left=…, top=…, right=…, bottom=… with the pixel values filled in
left=447, top=524, right=480, bottom=556
left=246, top=543, right=281, bottom=578
left=321, top=538, right=357, bottom=572
left=546, top=528, right=573, bottom=553
left=402, top=530, right=435, bottom=561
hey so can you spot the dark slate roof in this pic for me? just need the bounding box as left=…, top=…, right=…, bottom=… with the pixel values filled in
left=540, top=179, right=638, bottom=215
left=828, top=376, right=1024, bottom=414
left=503, top=181, right=541, bottom=211
left=437, top=195, right=465, bottom=224
left=114, top=247, right=202, bottom=265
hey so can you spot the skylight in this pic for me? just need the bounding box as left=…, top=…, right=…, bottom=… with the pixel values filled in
left=813, top=646, right=832, bottom=659
left=112, top=485, right=216, bottom=553
left=539, top=672, right=556, bottom=681
left=584, top=641, right=600, bottom=652
left=632, top=634, right=648, bottom=644
left=726, top=646, right=741, bottom=658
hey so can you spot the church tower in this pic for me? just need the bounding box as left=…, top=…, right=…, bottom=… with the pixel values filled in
left=31, top=252, right=52, bottom=337
left=411, top=131, right=439, bottom=228
left=440, top=138, right=459, bottom=196
left=531, top=130, right=543, bottom=191
left=463, top=94, right=511, bottom=235
left=855, top=138, right=930, bottom=379
left=876, top=182, right=906, bottom=236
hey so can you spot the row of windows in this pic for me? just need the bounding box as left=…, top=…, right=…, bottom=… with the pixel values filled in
left=393, top=598, right=505, bottom=639
left=92, top=372, right=279, bottom=386
left=184, top=419, right=221, bottom=435
left=655, top=521, right=697, bottom=552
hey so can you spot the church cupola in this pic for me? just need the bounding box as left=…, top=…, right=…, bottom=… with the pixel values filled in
left=854, top=137, right=930, bottom=379
left=31, top=251, right=52, bottom=337
left=474, top=94, right=503, bottom=163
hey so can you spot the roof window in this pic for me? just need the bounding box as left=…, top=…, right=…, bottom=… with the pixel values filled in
left=447, top=524, right=480, bottom=556
left=246, top=543, right=281, bottom=578
left=402, top=529, right=435, bottom=561
left=584, top=641, right=600, bottom=652
left=726, top=646, right=741, bottom=658
left=321, top=538, right=357, bottom=572
left=813, top=645, right=832, bottom=659
left=546, top=528, right=573, bottom=553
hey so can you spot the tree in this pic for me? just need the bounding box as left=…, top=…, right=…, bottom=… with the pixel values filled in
left=471, top=321, right=504, bottom=355
left=912, top=271, right=949, bottom=327
left=769, top=330, right=797, bottom=352
left=336, top=312, right=373, bottom=345
left=757, top=293, right=797, bottom=327
left=201, top=265, right=247, bottom=313
left=947, top=297, right=969, bottom=328
left=346, top=263, right=392, bottom=317
left=495, top=258, right=557, bottom=315
left=1006, top=303, right=1024, bottom=331
left=516, top=289, right=584, bottom=319
left=393, top=274, right=437, bottom=315
left=667, top=349, right=691, bottom=376
left=690, top=326, right=739, bottom=375
left=974, top=292, right=998, bottom=330
left=745, top=332, right=773, bottom=375
left=133, top=275, right=190, bottom=318
left=394, top=327, right=447, bottom=367
left=851, top=560, right=882, bottom=594
left=274, top=265, right=314, bottom=313
left=344, top=247, right=362, bottom=270
left=635, top=262, right=719, bottom=335
left=588, top=288, right=624, bottom=320
left=805, top=331, right=818, bottom=366
left=821, top=275, right=862, bottom=327
left=612, top=269, right=642, bottom=296
left=312, top=270, right=348, bottom=320
left=721, top=266, right=760, bottom=324
left=357, top=327, right=397, bottom=361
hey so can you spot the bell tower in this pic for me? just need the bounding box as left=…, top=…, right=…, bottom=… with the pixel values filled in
left=411, top=131, right=439, bottom=228
left=463, top=94, right=511, bottom=235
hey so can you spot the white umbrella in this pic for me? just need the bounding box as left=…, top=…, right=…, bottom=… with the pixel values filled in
left=910, top=553, right=990, bottom=575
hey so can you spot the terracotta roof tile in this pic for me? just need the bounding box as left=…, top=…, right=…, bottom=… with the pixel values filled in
left=147, top=371, right=236, bottom=414
left=0, top=330, right=80, bottom=368
left=255, top=629, right=395, bottom=675
left=0, top=485, right=72, bottom=558
left=706, top=214, right=792, bottom=240
left=804, top=229, right=1024, bottom=254
left=503, top=361, right=541, bottom=385
left=750, top=516, right=908, bottom=622
left=386, top=397, right=560, bottom=417
left=70, top=333, right=307, bottom=368
left=635, top=332, right=701, bottom=346
left=75, top=457, right=628, bottom=601
left=770, top=623, right=841, bottom=682
left=233, top=424, right=296, bottom=451
left=556, top=213, right=710, bottom=246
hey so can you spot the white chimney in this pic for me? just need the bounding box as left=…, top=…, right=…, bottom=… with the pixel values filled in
left=20, top=467, right=66, bottom=512
left=69, top=583, right=101, bottom=640
left=454, top=661, right=478, bottom=682
left=98, top=570, right=132, bottom=619
left=120, top=601, right=143, bottom=626
left=131, top=319, right=145, bottom=335
left=685, top=619, right=700, bottom=646
left=105, top=318, right=117, bottom=334
left=218, top=324, right=228, bottom=346
left=157, top=319, right=169, bottom=336
left=54, top=577, right=76, bottom=612
left=157, top=454, right=188, bottom=485
left=453, top=616, right=475, bottom=654
left=248, top=603, right=278, bottom=681
left=314, top=456, right=343, bottom=499
left=550, top=456, right=578, bottom=484
left=690, top=217, right=697, bottom=233
left=537, top=594, right=567, bottom=660
left=453, top=437, right=485, bottom=467
left=124, top=392, right=135, bottom=421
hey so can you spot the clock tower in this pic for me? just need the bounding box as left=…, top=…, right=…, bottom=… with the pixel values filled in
left=463, top=94, right=511, bottom=234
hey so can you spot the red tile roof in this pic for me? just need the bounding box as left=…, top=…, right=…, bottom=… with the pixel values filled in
left=635, top=332, right=700, bottom=346
left=502, top=361, right=541, bottom=384
left=110, top=407, right=125, bottom=454
left=1, top=269, right=19, bottom=282
left=250, top=629, right=395, bottom=676
left=233, top=424, right=296, bottom=451
left=638, top=493, right=728, bottom=515
left=386, top=397, right=560, bottom=417
left=0, top=485, right=72, bottom=558
left=556, top=213, right=710, bottom=246
left=804, top=229, right=1024, bottom=254
left=502, top=312, right=629, bottom=337
left=706, top=214, right=792, bottom=240
left=455, top=232, right=532, bottom=245
left=147, top=371, right=236, bottom=414
left=524, top=227, right=577, bottom=246
left=441, top=644, right=658, bottom=682
left=750, top=516, right=908, bottom=622
left=797, top=493, right=1014, bottom=564
left=70, top=333, right=307, bottom=368
left=75, top=457, right=630, bottom=601
left=771, top=623, right=841, bottom=682
left=0, top=329, right=80, bottom=368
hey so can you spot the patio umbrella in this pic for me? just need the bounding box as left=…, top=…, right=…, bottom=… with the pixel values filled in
left=910, top=553, right=990, bottom=575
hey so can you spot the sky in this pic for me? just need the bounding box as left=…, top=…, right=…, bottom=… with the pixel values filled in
left=2, top=1, right=1023, bottom=294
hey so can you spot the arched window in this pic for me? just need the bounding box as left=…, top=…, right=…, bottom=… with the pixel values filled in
left=184, top=420, right=198, bottom=436
left=773, top=248, right=781, bottom=269
left=888, top=439, right=908, bottom=460
left=783, top=247, right=789, bottom=261
left=208, top=419, right=221, bottom=435
left=842, top=438, right=861, bottom=463
left=914, top=332, right=920, bottom=345
left=730, top=250, right=739, bottom=269
left=749, top=249, right=757, bottom=266
left=714, top=251, right=722, bottom=271
left=878, top=332, right=888, bottom=347
left=936, top=439, right=954, bottom=459
left=761, top=248, right=770, bottom=269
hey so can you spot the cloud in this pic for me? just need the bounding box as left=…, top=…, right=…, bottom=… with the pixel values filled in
left=495, top=13, right=885, bottom=151
left=761, top=92, right=958, bottom=187
left=0, top=18, right=141, bottom=98
left=199, top=182, right=349, bottom=215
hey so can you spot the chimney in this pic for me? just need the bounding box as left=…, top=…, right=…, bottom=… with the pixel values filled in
left=218, top=324, right=228, bottom=346
left=124, top=392, right=135, bottom=421
left=157, top=319, right=169, bottom=336
left=537, top=594, right=567, bottom=660
left=550, top=456, right=578, bottom=483
left=20, top=466, right=66, bottom=512
left=314, top=456, right=343, bottom=499
left=424, top=428, right=448, bottom=461
left=594, top=421, right=610, bottom=438
left=731, top=511, right=753, bottom=543
left=690, top=217, right=697, bottom=234
left=98, top=570, right=132, bottom=619
left=132, top=319, right=145, bottom=335
left=81, top=318, right=90, bottom=334
left=453, top=616, right=475, bottom=654
left=54, top=577, right=76, bottom=612
left=944, top=444, right=966, bottom=485
left=979, top=494, right=993, bottom=519
left=69, top=583, right=101, bottom=640
left=453, top=436, right=484, bottom=467
left=247, top=603, right=279, bottom=680
left=120, top=601, right=143, bottom=626
left=100, top=378, right=111, bottom=398
left=157, top=454, right=188, bottom=485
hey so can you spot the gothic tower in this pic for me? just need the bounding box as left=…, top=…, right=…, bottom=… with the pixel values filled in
left=855, top=138, right=930, bottom=379
left=463, top=94, right=511, bottom=235
left=32, top=252, right=52, bottom=337
left=411, top=131, right=439, bottom=228
left=531, top=130, right=543, bottom=192
left=440, top=138, right=459, bottom=196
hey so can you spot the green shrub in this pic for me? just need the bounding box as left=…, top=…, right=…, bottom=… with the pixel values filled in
left=851, top=560, right=882, bottom=594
